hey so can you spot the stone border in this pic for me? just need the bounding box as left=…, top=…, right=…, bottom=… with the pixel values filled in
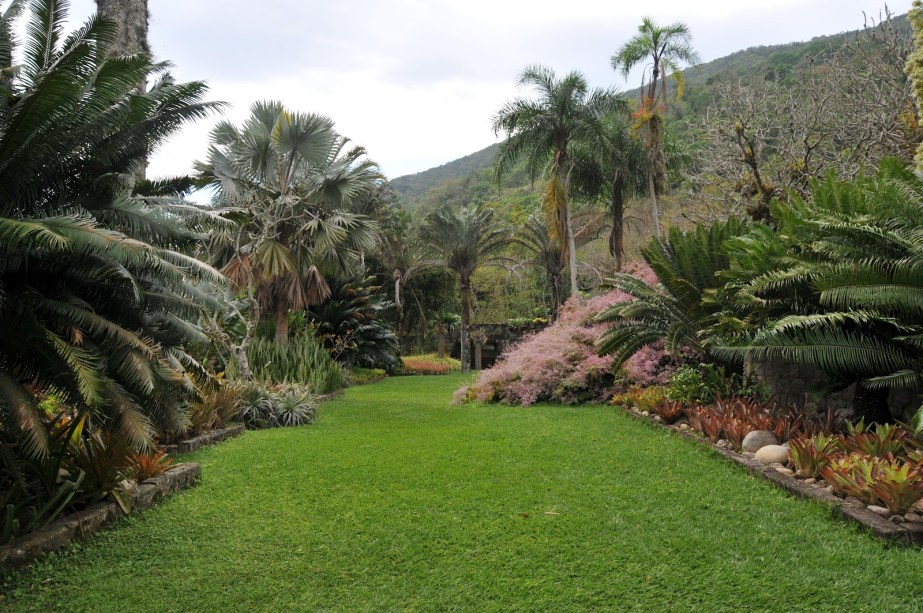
left=0, top=463, right=201, bottom=573
left=617, top=406, right=923, bottom=547
left=164, top=423, right=245, bottom=455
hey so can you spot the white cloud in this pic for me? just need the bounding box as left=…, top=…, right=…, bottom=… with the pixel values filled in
left=61, top=0, right=906, bottom=180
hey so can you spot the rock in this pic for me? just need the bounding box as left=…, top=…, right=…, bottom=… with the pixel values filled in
left=845, top=496, right=865, bottom=507
left=804, top=478, right=817, bottom=486
left=742, top=430, right=779, bottom=453
left=742, top=452, right=755, bottom=459
left=641, top=411, right=650, bottom=417
left=775, top=467, right=795, bottom=476
left=825, top=485, right=835, bottom=494
left=890, top=515, right=905, bottom=524
left=716, top=440, right=729, bottom=449
left=653, top=415, right=662, bottom=422
left=781, top=442, right=790, bottom=449
left=867, top=505, right=890, bottom=517
left=754, top=445, right=789, bottom=465
left=678, top=424, right=690, bottom=431
left=904, top=512, right=923, bottom=523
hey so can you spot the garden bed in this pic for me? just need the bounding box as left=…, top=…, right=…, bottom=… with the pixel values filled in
left=617, top=405, right=923, bottom=547
left=163, top=423, right=245, bottom=455
left=0, top=463, right=201, bottom=573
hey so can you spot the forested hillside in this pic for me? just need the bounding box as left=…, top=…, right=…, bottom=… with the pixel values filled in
left=391, top=13, right=910, bottom=212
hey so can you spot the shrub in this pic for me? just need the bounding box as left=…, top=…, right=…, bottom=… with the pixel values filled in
left=820, top=454, right=882, bottom=505
left=348, top=368, right=387, bottom=385
left=611, top=386, right=667, bottom=412
left=666, top=364, right=766, bottom=405
left=126, top=450, right=175, bottom=482
left=247, top=335, right=344, bottom=394
left=236, top=382, right=318, bottom=430
left=458, top=280, right=662, bottom=406
left=842, top=421, right=916, bottom=459
left=400, top=354, right=461, bottom=376
left=869, top=461, right=923, bottom=514
left=651, top=400, right=686, bottom=424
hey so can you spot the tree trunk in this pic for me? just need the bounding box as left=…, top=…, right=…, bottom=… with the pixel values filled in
left=565, top=207, right=579, bottom=300
left=96, top=0, right=150, bottom=57
left=437, top=331, right=447, bottom=358
left=610, top=175, right=625, bottom=270
left=648, top=113, right=667, bottom=197
left=274, top=301, right=289, bottom=344
left=648, top=172, right=661, bottom=238
left=459, top=278, right=471, bottom=374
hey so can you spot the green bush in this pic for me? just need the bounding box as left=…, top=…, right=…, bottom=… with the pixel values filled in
left=247, top=335, right=344, bottom=394
left=666, top=364, right=767, bottom=405
left=236, top=383, right=317, bottom=430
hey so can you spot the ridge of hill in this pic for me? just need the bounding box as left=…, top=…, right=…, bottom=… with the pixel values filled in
left=390, top=14, right=909, bottom=212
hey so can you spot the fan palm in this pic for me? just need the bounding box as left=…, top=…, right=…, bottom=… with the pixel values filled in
left=420, top=204, right=511, bottom=373
left=612, top=17, right=700, bottom=235
left=196, top=101, right=381, bottom=343
left=0, top=0, right=223, bottom=455
left=493, top=65, right=621, bottom=300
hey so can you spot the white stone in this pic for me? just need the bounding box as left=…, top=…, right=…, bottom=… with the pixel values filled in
left=754, top=445, right=789, bottom=465
left=742, top=430, right=779, bottom=453
left=867, top=505, right=890, bottom=517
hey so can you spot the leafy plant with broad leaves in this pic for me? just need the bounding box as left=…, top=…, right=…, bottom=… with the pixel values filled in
left=126, top=449, right=174, bottom=481
left=789, top=433, right=843, bottom=479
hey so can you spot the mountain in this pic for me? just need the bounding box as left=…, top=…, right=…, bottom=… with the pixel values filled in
left=389, top=14, right=910, bottom=212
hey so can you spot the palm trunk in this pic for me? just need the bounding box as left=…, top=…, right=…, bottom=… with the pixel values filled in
left=648, top=172, right=661, bottom=238
left=460, top=277, right=471, bottom=373
left=565, top=209, right=579, bottom=300
left=274, top=301, right=289, bottom=344
left=96, top=0, right=151, bottom=57
left=610, top=175, right=626, bottom=270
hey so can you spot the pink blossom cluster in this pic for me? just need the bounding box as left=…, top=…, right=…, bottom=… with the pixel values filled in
left=455, top=262, right=675, bottom=406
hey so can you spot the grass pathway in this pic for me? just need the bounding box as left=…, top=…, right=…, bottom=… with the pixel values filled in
left=4, top=374, right=923, bottom=611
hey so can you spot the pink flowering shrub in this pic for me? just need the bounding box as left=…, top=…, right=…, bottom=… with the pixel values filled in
left=455, top=262, right=678, bottom=406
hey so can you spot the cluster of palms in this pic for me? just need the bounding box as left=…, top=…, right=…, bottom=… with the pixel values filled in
left=491, top=18, right=699, bottom=311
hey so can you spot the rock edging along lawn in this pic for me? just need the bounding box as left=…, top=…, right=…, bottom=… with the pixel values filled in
left=615, top=406, right=923, bottom=547
left=164, top=423, right=245, bottom=455
left=0, top=463, right=201, bottom=574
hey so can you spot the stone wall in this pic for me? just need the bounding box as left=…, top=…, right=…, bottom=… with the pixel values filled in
left=748, top=359, right=922, bottom=420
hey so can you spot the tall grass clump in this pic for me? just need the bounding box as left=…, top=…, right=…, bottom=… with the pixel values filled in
left=247, top=335, right=344, bottom=394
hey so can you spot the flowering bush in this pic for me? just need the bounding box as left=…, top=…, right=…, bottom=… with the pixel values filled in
left=455, top=263, right=675, bottom=406
left=400, top=354, right=461, bottom=375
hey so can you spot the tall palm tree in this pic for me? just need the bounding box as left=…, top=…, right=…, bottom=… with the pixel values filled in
left=570, top=111, right=649, bottom=270
left=493, top=65, right=621, bottom=300
left=196, top=101, right=381, bottom=344
left=420, top=204, right=510, bottom=373
left=612, top=17, right=700, bottom=236
left=96, top=0, right=149, bottom=56
left=0, top=0, right=223, bottom=455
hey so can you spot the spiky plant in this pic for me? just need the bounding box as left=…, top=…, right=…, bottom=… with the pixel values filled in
left=0, top=0, right=223, bottom=457
left=595, top=217, right=750, bottom=368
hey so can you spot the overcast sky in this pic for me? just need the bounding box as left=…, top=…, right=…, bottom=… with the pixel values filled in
left=64, top=0, right=908, bottom=181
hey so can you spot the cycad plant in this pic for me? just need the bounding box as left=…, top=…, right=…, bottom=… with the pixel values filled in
left=717, top=160, right=923, bottom=422
left=596, top=218, right=750, bottom=368
left=0, top=0, right=222, bottom=456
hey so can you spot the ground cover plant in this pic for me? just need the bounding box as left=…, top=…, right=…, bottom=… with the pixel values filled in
left=399, top=353, right=461, bottom=375
left=5, top=376, right=923, bottom=611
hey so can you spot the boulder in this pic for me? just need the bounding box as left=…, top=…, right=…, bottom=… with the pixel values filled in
left=742, top=430, right=779, bottom=453
left=867, top=505, right=890, bottom=517
left=754, top=444, right=789, bottom=465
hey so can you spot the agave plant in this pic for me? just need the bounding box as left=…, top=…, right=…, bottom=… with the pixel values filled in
left=0, top=0, right=223, bottom=457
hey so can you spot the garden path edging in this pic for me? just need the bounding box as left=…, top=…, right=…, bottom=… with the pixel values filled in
left=0, top=463, right=200, bottom=574
left=164, top=423, right=245, bottom=454
left=616, top=406, right=923, bottom=547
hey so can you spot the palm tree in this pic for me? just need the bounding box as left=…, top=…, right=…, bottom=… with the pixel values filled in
left=0, top=0, right=223, bottom=455
left=420, top=204, right=511, bottom=373
left=612, top=18, right=700, bottom=236
left=493, top=65, right=621, bottom=300
left=196, top=101, right=381, bottom=344
left=96, top=0, right=149, bottom=56
left=570, top=111, right=649, bottom=270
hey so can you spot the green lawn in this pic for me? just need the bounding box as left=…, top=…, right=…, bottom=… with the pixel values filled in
left=3, top=374, right=923, bottom=611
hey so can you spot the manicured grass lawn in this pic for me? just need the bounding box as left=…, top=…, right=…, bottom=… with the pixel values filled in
left=4, top=374, right=923, bottom=611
